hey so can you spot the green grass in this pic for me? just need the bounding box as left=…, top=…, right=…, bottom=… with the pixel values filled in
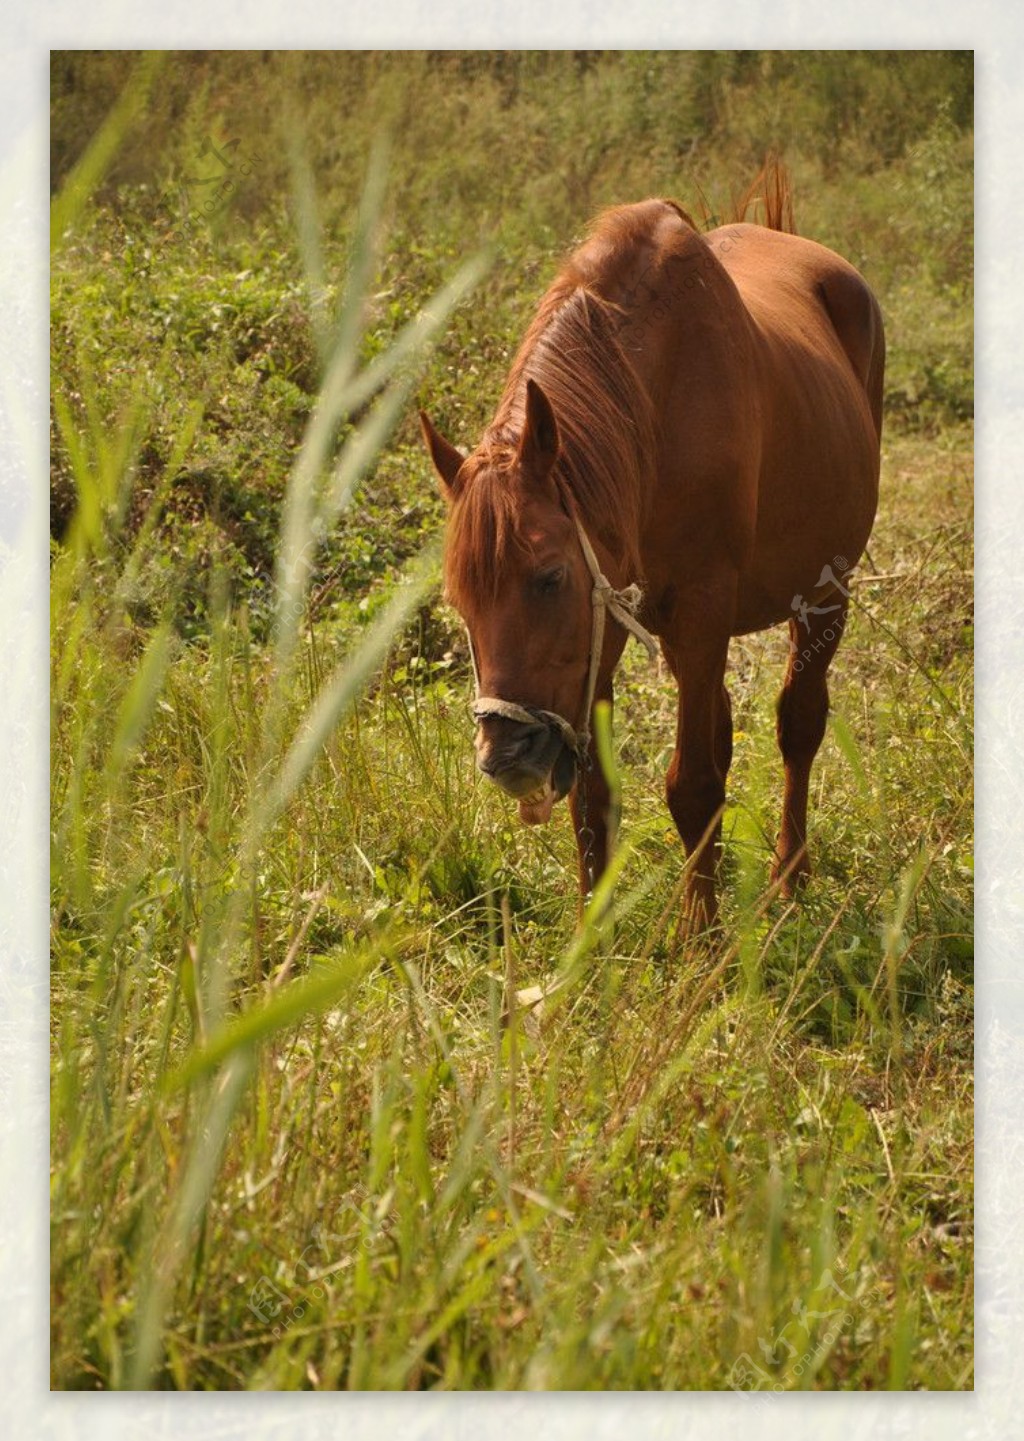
left=50, top=51, right=972, bottom=1391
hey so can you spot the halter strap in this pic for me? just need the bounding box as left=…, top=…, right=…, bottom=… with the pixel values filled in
left=469, top=513, right=659, bottom=759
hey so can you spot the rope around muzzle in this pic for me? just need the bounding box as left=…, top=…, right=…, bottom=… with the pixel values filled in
left=469, top=515, right=659, bottom=760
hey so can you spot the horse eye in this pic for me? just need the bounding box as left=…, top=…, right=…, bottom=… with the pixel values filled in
left=534, top=566, right=566, bottom=596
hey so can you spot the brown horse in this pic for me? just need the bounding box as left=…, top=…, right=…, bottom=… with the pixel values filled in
left=421, top=177, right=884, bottom=929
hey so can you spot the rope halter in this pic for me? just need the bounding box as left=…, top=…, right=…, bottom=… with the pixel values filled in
left=469, top=513, right=659, bottom=761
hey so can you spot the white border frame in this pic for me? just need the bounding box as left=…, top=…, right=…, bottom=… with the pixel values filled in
left=11, top=13, right=1016, bottom=1438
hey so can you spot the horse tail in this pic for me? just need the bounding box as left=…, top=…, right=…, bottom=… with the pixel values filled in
left=734, top=154, right=796, bottom=233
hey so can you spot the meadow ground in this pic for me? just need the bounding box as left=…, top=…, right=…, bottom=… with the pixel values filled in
left=50, top=51, right=972, bottom=1390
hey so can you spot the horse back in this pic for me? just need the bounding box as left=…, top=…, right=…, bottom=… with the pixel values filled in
left=713, top=223, right=885, bottom=441
left=532, top=204, right=885, bottom=632
left=706, top=224, right=885, bottom=628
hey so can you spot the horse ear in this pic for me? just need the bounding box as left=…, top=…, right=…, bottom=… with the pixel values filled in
left=519, top=378, right=559, bottom=477
left=419, top=410, right=466, bottom=498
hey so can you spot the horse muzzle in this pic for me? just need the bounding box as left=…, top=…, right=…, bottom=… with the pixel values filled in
left=474, top=718, right=577, bottom=825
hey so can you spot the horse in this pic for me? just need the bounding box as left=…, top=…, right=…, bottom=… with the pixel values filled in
left=420, top=172, right=884, bottom=931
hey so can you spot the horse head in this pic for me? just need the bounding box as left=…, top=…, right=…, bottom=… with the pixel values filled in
left=421, top=379, right=594, bottom=825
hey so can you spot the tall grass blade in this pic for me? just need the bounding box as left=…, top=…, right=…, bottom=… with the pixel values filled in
left=287, top=130, right=331, bottom=365
left=50, top=52, right=167, bottom=248
left=165, top=938, right=385, bottom=1090
left=334, top=250, right=492, bottom=422
left=592, top=698, right=621, bottom=862
left=128, top=1051, right=253, bottom=1387
left=831, top=710, right=871, bottom=801
left=255, top=541, right=439, bottom=842
left=330, top=134, right=390, bottom=385
left=102, top=622, right=173, bottom=789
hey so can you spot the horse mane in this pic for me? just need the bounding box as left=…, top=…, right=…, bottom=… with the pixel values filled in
left=445, top=268, right=656, bottom=607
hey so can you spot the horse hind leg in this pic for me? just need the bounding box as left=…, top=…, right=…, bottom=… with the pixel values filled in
left=772, top=599, right=849, bottom=896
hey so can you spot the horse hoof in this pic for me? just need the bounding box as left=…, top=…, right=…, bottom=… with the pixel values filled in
left=771, top=850, right=811, bottom=897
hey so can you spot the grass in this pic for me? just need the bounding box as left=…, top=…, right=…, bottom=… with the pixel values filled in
left=50, top=51, right=972, bottom=1391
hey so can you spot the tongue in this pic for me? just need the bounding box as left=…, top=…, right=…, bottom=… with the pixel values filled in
left=518, top=777, right=555, bottom=826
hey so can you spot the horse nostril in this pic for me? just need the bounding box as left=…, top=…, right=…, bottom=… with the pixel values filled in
left=476, top=725, right=539, bottom=777
left=476, top=746, right=502, bottom=778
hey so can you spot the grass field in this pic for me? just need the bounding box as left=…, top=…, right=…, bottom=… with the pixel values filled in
left=50, top=51, right=973, bottom=1390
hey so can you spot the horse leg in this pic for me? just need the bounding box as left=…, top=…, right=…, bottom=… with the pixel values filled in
left=663, top=620, right=734, bottom=935
left=772, top=599, right=849, bottom=894
left=716, top=682, right=734, bottom=780
left=568, top=690, right=614, bottom=899
left=567, top=642, right=624, bottom=898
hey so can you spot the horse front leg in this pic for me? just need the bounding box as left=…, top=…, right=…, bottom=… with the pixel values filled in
left=568, top=726, right=613, bottom=900
left=665, top=687, right=730, bottom=935
left=567, top=647, right=625, bottom=903
left=662, top=600, right=735, bottom=937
